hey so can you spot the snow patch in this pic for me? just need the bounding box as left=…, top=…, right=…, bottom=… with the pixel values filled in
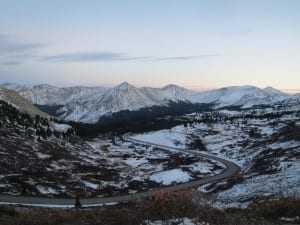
left=50, top=122, right=72, bottom=132
left=82, top=180, right=99, bottom=190
left=36, top=186, right=58, bottom=195
left=149, top=169, right=191, bottom=185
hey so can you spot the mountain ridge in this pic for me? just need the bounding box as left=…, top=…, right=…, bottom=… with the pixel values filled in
left=1, top=82, right=295, bottom=123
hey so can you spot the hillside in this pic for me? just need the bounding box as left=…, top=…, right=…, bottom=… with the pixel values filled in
left=0, top=88, right=49, bottom=118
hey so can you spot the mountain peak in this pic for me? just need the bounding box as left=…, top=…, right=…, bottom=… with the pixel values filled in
left=263, top=86, right=281, bottom=93
left=114, top=82, right=135, bottom=91
left=162, top=84, right=182, bottom=90
left=160, top=84, right=194, bottom=101
left=34, top=83, right=56, bottom=88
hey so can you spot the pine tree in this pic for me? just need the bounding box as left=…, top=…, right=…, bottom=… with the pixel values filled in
left=75, top=194, right=81, bottom=208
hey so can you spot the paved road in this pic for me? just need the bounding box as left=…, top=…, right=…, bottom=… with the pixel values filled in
left=0, top=136, right=240, bottom=207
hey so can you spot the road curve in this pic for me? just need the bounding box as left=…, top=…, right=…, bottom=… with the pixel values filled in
left=0, top=135, right=240, bottom=208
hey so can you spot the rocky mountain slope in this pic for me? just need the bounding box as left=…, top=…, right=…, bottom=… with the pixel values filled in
left=0, top=88, right=49, bottom=117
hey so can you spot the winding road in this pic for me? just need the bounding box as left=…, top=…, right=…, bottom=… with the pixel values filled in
left=0, top=135, right=240, bottom=208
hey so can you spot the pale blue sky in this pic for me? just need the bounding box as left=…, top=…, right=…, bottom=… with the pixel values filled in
left=0, top=0, right=299, bottom=92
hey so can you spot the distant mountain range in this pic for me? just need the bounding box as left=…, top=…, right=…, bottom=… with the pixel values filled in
left=0, top=82, right=297, bottom=123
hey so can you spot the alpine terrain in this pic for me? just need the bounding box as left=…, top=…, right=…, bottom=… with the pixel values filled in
left=0, top=82, right=299, bottom=225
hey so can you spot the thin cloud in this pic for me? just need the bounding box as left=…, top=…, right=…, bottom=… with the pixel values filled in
left=0, top=34, right=46, bottom=55
left=0, top=34, right=221, bottom=64
left=1, top=61, right=22, bottom=65
left=42, top=52, right=220, bottom=63
left=0, top=34, right=46, bottom=65
left=41, top=52, right=150, bottom=62
left=220, top=30, right=251, bottom=35
left=155, top=54, right=220, bottom=61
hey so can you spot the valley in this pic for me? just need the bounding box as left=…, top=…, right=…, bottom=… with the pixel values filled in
left=1, top=1, right=300, bottom=223
left=0, top=132, right=226, bottom=199
left=0, top=83, right=299, bottom=223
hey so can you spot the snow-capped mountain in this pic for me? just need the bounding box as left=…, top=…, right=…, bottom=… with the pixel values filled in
left=190, top=85, right=289, bottom=108
left=58, top=82, right=162, bottom=122
left=139, top=84, right=195, bottom=103
left=0, top=83, right=108, bottom=105
left=1, top=82, right=294, bottom=123
left=56, top=82, right=195, bottom=122
left=282, top=93, right=300, bottom=108
left=99, top=82, right=158, bottom=111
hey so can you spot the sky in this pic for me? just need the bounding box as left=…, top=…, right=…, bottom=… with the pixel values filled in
left=0, top=0, right=299, bottom=93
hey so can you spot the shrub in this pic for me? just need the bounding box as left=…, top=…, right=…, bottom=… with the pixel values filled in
left=249, top=197, right=300, bottom=219
left=136, top=190, right=197, bottom=221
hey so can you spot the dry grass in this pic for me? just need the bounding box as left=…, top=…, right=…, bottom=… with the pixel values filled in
left=0, top=193, right=299, bottom=225
left=249, top=196, right=300, bottom=220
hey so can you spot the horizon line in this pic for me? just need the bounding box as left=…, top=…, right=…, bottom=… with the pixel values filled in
left=1, top=81, right=299, bottom=94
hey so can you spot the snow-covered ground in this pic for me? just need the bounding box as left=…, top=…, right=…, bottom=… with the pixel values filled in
left=132, top=127, right=189, bottom=148
left=85, top=137, right=221, bottom=190
left=143, top=217, right=209, bottom=225
left=132, top=107, right=300, bottom=207
left=211, top=163, right=300, bottom=209
left=149, top=169, right=191, bottom=185
left=0, top=130, right=221, bottom=197
left=132, top=123, right=246, bottom=167
left=50, top=122, right=72, bottom=132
